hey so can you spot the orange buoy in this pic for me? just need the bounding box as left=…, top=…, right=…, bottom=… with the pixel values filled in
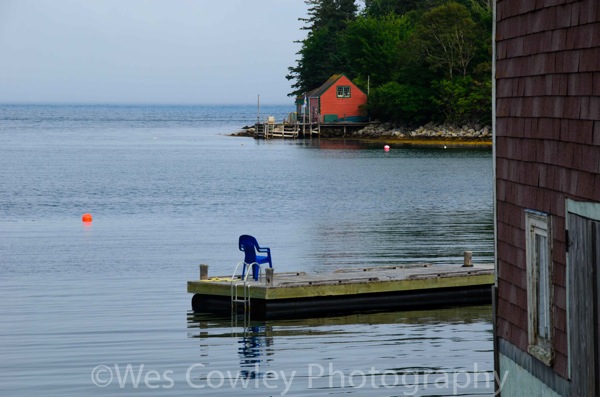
left=82, top=213, right=93, bottom=223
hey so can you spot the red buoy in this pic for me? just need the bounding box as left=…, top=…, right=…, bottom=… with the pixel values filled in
left=82, top=213, right=93, bottom=223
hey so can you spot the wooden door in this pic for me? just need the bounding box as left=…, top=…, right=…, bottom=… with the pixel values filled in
left=568, top=213, right=600, bottom=397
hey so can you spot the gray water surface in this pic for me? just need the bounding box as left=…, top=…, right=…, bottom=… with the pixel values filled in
left=0, top=104, right=495, bottom=396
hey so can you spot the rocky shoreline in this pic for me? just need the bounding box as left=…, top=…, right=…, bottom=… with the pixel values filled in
left=232, top=122, right=492, bottom=143
left=333, top=122, right=491, bottom=141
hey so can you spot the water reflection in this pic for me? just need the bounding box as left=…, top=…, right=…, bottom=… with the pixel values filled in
left=237, top=324, right=274, bottom=380
left=187, top=307, right=494, bottom=396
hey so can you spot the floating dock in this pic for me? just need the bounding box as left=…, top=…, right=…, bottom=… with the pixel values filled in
left=188, top=262, right=494, bottom=320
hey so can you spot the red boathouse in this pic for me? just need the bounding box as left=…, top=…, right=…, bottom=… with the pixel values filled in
left=297, top=74, right=368, bottom=123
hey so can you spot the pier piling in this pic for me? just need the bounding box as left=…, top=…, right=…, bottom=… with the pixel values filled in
left=200, top=264, right=209, bottom=280
left=463, top=251, right=473, bottom=267
left=265, top=268, right=274, bottom=286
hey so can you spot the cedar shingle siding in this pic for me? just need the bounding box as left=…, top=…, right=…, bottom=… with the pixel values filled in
left=496, top=0, right=600, bottom=380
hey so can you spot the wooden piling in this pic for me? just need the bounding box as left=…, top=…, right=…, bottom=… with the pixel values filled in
left=463, top=251, right=473, bottom=267
left=199, top=264, right=209, bottom=280
left=265, top=268, right=274, bottom=286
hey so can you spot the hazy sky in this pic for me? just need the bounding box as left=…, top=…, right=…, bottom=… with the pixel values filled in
left=0, top=0, right=308, bottom=104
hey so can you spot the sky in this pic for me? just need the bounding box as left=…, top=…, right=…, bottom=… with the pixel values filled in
left=0, top=0, right=308, bottom=104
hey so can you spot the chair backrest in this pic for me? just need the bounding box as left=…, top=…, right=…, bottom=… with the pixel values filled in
left=239, top=234, right=259, bottom=264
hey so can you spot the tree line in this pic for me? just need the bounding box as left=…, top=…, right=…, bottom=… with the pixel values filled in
left=286, top=0, right=493, bottom=126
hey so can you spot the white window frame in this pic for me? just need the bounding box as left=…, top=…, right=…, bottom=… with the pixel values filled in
left=336, top=85, right=351, bottom=98
left=526, top=210, right=554, bottom=366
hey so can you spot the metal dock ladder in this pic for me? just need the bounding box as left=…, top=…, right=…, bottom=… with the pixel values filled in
left=231, top=261, right=254, bottom=317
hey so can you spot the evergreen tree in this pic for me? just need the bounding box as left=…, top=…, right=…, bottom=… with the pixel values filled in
left=344, top=14, right=411, bottom=87
left=287, top=0, right=357, bottom=97
left=364, top=0, right=431, bottom=16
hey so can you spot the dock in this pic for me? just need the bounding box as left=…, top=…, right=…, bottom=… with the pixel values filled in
left=187, top=261, right=494, bottom=320
left=253, top=115, right=371, bottom=139
left=254, top=120, right=300, bottom=139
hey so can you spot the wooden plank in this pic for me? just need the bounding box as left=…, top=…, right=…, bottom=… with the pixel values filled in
left=187, top=264, right=495, bottom=300
left=568, top=213, right=596, bottom=396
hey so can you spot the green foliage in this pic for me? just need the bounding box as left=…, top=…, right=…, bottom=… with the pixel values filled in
left=369, top=82, right=433, bottom=124
left=411, top=3, right=479, bottom=79
left=287, top=0, right=357, bottom=97
left=288, top=0, right=492, bottom=125
left=431, top=77, right=492, bottom=124
left=343, top=14, right=411, bottom=87
left=287, top=27, right=347, bottom=97
left=363, top=0, right=423, bottom=17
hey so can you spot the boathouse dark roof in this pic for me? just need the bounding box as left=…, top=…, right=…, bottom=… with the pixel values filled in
left=296, top=74, right=368, bottom=102
left=306, top=74, right=367, bottom=98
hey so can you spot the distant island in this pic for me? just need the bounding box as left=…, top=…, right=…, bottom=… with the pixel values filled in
left=285, top=0, right=492, bottom=128
left=232, top=121, right=492, bottom=146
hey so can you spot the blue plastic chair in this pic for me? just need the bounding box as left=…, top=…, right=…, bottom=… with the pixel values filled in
left=239, top=235, right=272, bottom=281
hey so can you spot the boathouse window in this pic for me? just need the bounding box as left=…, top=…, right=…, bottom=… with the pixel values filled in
left=337, top=86, right=351, bottom=98
left=525, top=210, right=554, bottom=366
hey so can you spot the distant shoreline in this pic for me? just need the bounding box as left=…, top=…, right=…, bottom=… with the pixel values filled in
left=231, top=122, right=492, bottom=148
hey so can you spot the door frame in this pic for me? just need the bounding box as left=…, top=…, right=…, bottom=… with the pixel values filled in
left=565, top=199, right=600, bottom=380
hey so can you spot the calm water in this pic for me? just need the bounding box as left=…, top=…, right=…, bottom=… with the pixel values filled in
left=0, top=104, right=495, bottom=396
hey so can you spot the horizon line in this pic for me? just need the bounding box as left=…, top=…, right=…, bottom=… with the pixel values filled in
left=0, top=101, right=294, bottom=107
